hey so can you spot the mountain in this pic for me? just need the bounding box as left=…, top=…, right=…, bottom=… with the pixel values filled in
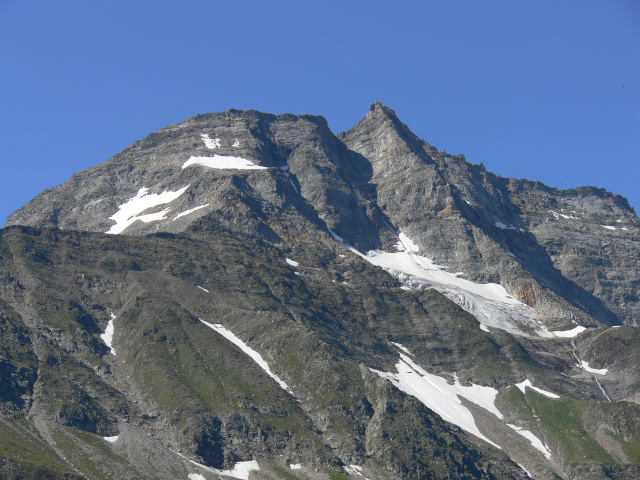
left=1, top=103, right=639, bottom=480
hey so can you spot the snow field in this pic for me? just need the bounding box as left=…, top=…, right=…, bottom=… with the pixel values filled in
left=391, top=342, right=413, bottom=356
left=507, top=424, right=552, bottom=459
left=330, top=229, right=545, bottom=336
left=551, top=326, right=587, bottom=338
left=173, top=204, right=209, bottom=220
left=199, top=320, right=292, bottom=393
left=581, top=361, right=608, bottom=375
left=514, top=379, right=560, bottom=399
left=370, top=352, right=501, bottom=448
left=289, top=464, right=302, bottom=470
left=101, top=313, right=116, bottom=355
left=175, top=450, right=259, bottom=480
left=103, top=435, right=118, bottom=443
left=106, top=186, right=189, bottom=234
left=183, top=155, right=267, bottom=170
left=344, top=465, right=364, bottom=476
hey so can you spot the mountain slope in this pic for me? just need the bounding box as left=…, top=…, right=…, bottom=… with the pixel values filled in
left=2, top=104, right=640, bottom=480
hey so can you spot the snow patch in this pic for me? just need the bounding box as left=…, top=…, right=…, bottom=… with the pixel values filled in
left=370, top=352, right=502, bottom=448
left=514, top=379, right=560, bottom=398
left=495, top=221, right=516, bottom=230
left=289, top=464, right=302, bottom=470
left=188, top=474, right=206, bottom=480
left=344, top=465, right=363, bottom=476
left=197, top=286, right=209, bottom=293
left=552, top=326, right=587, bottom=338
left=517, top=463, right=533, bottom=478
left=480, top=323, right=490, bottom=332
left=174, top=204, right=209, bottom=220
left=183, top=156, right=267, bottom=170
left=101, top=313, right=116, bottom=356
left=549, top=210, right=579, bottom=220
left=602, top=225, right=616, bottom=230
left=201, top=134, right=221, bottom=149
left=103, top=435, right=118, bottom=443
left=581, top=361, right=608, bottom=375
left=507, top=251, right=520, bottom=261
left=106, top=186, right=189, bottom=234
left=391, top=342, right=414, bottom=356
left=173, top=450, right=259, bottom=480
left=507, top=424, right=552, bottom=459
left=285, top=258, right=299, bottom=267
left=200, top=320, right=291, bottom=393
left=397, top=230, right=419, bottom=252
left=232, top=139, right=240, bottom=148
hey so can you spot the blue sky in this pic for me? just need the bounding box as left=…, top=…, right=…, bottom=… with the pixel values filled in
left=1, top=1, right=638, bottom=226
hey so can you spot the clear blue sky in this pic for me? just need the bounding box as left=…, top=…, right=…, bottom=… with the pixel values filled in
left=1, top=1, right=638, bottom=226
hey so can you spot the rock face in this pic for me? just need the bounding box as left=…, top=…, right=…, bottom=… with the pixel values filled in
left=2, top=103, right=640, bottom=480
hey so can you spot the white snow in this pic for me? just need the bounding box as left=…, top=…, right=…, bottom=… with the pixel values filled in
left=232, top=139, right=240, bottom=148
left=495, top=221, right=516, bottom=230
left=549, top=210, right=579, bottom=220
left=279, top=165, right=298, bottom=192
left=285, top=258, right=299, bottom=267
left=173, top=450, right=259, bottom=480
left=103, top=435, right=118, bottom=443
left=289, top=464, right=302, bottom=470
left=329, top=230, right=546, bottom=337
left=581, top=361, right=608, bottom=375
left=391, top=342, right=414, bottom=356
left=101, top=313, right=116, bottom=356
left=106, top=186, right=189, bottom=234
left=517, top=463, right=533, bottom=478
left=344, top=465, right=364, bottom=476
left=507, top=424, right=552, bottom=459
left=197, top=286, right=209, bottom=293
left=507, top=251, right=520, bottom=261
left=188, top=474, right=206, bottom=480
left=174, top=204, right=209, bottom=220
left=397, top=230, right=419, bottom=252
left=602, top=225, right=616, bottom=230
left=480, top=323, right=490, bottom=332
left=200, top=320, right=291, bottom=393
left=183, top=155, right=267, bottom=170
left=552, top=326, right=587, bottom=338
left=514, top=379, right=560, bottom=399
left=370, top=352, right=502, bottom=448
left=201, top=134, right=221, bottom=149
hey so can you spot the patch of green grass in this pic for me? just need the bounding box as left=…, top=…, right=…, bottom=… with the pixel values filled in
left=621, top=437, right=640, bottom=464
left=0, top=418, right=75, bottom=477
left=526, top=394, right=614, bottom=465
left=327, top=470, right=350, bottom=480
left=272, top=466, right=303, bottom=480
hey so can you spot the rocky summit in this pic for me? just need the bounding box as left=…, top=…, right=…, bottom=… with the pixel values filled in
left=1, top=103, right=639, bottom=480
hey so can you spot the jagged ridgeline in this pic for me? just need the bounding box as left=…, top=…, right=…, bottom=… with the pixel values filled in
left=2, top=104, right=639, bottom=480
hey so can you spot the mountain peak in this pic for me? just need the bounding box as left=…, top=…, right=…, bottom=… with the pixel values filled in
left=2, top=105, right=640, bottom=480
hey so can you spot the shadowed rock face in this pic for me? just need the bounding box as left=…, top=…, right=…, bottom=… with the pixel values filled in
left=2, top=105, right=640, bottom=480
